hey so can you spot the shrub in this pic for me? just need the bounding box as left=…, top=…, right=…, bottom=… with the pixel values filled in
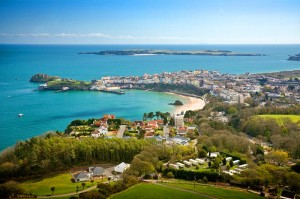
left=166, top=172, right=174, bottom=178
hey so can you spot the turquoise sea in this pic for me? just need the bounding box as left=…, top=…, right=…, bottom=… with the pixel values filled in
left=0, top=44, right=300, bottom=151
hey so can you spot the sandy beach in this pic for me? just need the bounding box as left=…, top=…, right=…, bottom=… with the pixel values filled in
left=166, top=92, right=206, bottom=114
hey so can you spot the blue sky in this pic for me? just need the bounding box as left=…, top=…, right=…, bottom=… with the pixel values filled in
left=0, top=0, right=299, bottom=44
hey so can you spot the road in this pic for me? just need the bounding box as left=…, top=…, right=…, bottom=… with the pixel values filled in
left=117, top=125, right=126, bottom=138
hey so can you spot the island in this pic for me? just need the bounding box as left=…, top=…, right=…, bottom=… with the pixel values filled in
left=288, top=53, right=300, bottom=61
left=168, top=100, right=183, bottom=106
left=78, top=49, right=264, bottom=56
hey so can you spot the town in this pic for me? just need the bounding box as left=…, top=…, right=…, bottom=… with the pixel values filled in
left=91, top=69, right=300, bottom=105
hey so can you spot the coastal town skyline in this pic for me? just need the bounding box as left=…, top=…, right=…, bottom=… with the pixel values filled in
left=1, top=0, right=300, bottom=44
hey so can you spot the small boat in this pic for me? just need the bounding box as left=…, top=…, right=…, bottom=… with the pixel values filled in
left=18, top=113, right=24, bottom=117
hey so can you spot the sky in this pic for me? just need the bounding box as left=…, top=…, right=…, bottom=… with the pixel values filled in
left=0, top=0, right=300, bottom=44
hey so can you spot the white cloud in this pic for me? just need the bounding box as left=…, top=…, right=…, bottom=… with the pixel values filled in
left=0, top=33, right=112, bottom=38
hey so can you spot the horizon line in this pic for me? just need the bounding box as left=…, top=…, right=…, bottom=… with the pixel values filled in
left=1, top=43, right=300, bottom=45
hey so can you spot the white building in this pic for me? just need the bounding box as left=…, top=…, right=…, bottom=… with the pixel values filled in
left=163, top=125, right=170, bottom=137
left=114, top=162, right=130, bottom=173
left=174, top=113, right=184, bottom=128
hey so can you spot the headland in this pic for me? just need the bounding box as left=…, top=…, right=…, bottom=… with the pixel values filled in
left=78, top=49, right=264, bottom=56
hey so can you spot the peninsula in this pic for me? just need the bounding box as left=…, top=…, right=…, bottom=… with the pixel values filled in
left=78, top=49, right=264, bottom=56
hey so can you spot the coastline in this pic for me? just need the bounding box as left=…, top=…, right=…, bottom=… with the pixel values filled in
left=166, top=92, right=206, bottom=114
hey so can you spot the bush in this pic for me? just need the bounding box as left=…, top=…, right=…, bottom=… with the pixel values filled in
left=198, top=149, right=207, bottom=158
left=166, top=172, right=174, bottom=178
left=163, top=168, right=219, bottom=182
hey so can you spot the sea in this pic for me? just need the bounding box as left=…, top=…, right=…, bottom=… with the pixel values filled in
left=0, top=44, right=300, bottom=151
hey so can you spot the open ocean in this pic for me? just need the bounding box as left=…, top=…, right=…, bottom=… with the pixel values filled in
left=0, top=44, right=300, bottom=151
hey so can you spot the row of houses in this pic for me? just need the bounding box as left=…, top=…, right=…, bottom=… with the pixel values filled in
left=222, top=164, right=249, bottom=176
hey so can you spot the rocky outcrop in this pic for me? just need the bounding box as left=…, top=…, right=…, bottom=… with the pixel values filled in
left=288, top=53, right=300, bottom=61
left=30, top=74, right=60, bottom=82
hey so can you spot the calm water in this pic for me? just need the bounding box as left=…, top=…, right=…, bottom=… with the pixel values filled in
left=0, top=44, right=300, bottom=151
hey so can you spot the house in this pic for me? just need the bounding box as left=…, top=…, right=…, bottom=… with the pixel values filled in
left=154, top=135, right=165, bottom=142
left=73, top=172, right=91, bottom=182
left=91, top=130, right=101, bottom=138
left=187, top=126, right=196, bottom=132
left=233, top=160, right=240, bottom=165
left=189, top=159, right=198, bottom=166
left=89, top=166, right=106, bottom=176
left=144, top=132, right=154, bottom=139
left=183, top=160, right=192, bottom=166
left=165, top=137, right=174, bottom=145
left=225, top=157, right=233, bottom=162
left=177, top=126, right=187, bottom=136
left=147, top=120, right=158, bottom=129
left=114, top=162, right=130, bottom=173
left=208, top=152, right=220, bottom=158
left=103, top=114, right=116, bottom=119
left=173, top=136, right=190, bottom=145
left=176, top=162, right=185, bottom=168
left=195, top=158, right=205, bottom=165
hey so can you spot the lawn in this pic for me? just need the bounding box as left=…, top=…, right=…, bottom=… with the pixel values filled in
left=111, top=183, right=206, bottom=199
left=19, top=173, right=103, bottom=196
left=258, top=114, right=300, bottom=124
left=163, top=182, right=262, bottom=199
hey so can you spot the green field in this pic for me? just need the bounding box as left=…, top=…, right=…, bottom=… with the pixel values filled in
left=19, top=173, right=103, bottom=196
left=163, top=182, right=262, bottom=199
left=111, top=183, right=206, bottom=199
left=258, top=114, right=300, bottom=124
left=111, top=182, right=262, bottom=199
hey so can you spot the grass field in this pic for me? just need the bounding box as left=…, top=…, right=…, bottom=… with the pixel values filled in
left=111, top=183, right=205, bottom=199
left=257, top=114, right=300, bottom=124
left=19, top=173, right=104, bottom=196
left=163, top=182, right=262, bottom=199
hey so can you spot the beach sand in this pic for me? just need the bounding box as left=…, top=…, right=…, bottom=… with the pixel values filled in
left=167, top=92, right=206, bottom=114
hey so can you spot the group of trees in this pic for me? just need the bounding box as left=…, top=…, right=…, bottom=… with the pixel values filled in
left=144, top=83, right=209, bottom=96
left=0, top=135, right=152, bottom=180
left=142, top=111, right=171, bottom=124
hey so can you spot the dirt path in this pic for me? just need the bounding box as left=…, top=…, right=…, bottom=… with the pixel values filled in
left=37, top=185, right=97, bottom=198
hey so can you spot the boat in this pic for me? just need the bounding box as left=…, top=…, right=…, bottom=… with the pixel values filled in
left=18, top=113, right=24, bottom=117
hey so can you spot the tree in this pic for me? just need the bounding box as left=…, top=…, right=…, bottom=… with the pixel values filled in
left=266, top=150, right=289, bottom=166
left=291, top=162, right=300, bottom=173
left=0, top=181, right=25, bottom=199
left=222, top=158, right=227, bottom=166
left=228, top=107, right=238, bottom=115
left=81, top=182, right=86, bottom=189
left=90, top=179, right=94, bottom=185
left=166, top=172, right=174, bottom=178
left=143, top=113, right=148, bottom=121
left=51, top=187, right=55, bottom=195
left=155, top=111, right=161, bottom=120
left=148, top=112, right=154, bottom=120
left=198, top=149, right=207, bottom=158
left=208, top=161, right=211, bottom=168
left=229, top=160, right=234, bottom=167
left=76, top=185, right=79, bottom=193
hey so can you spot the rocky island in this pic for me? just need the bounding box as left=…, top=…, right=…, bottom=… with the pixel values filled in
left=31, top=74, right=91, bottom=91
left=288, top=53, right=300, bottom=61
left=78, top=49, right=264, bottom=56
left=169, top=100, right=183, bottom=106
